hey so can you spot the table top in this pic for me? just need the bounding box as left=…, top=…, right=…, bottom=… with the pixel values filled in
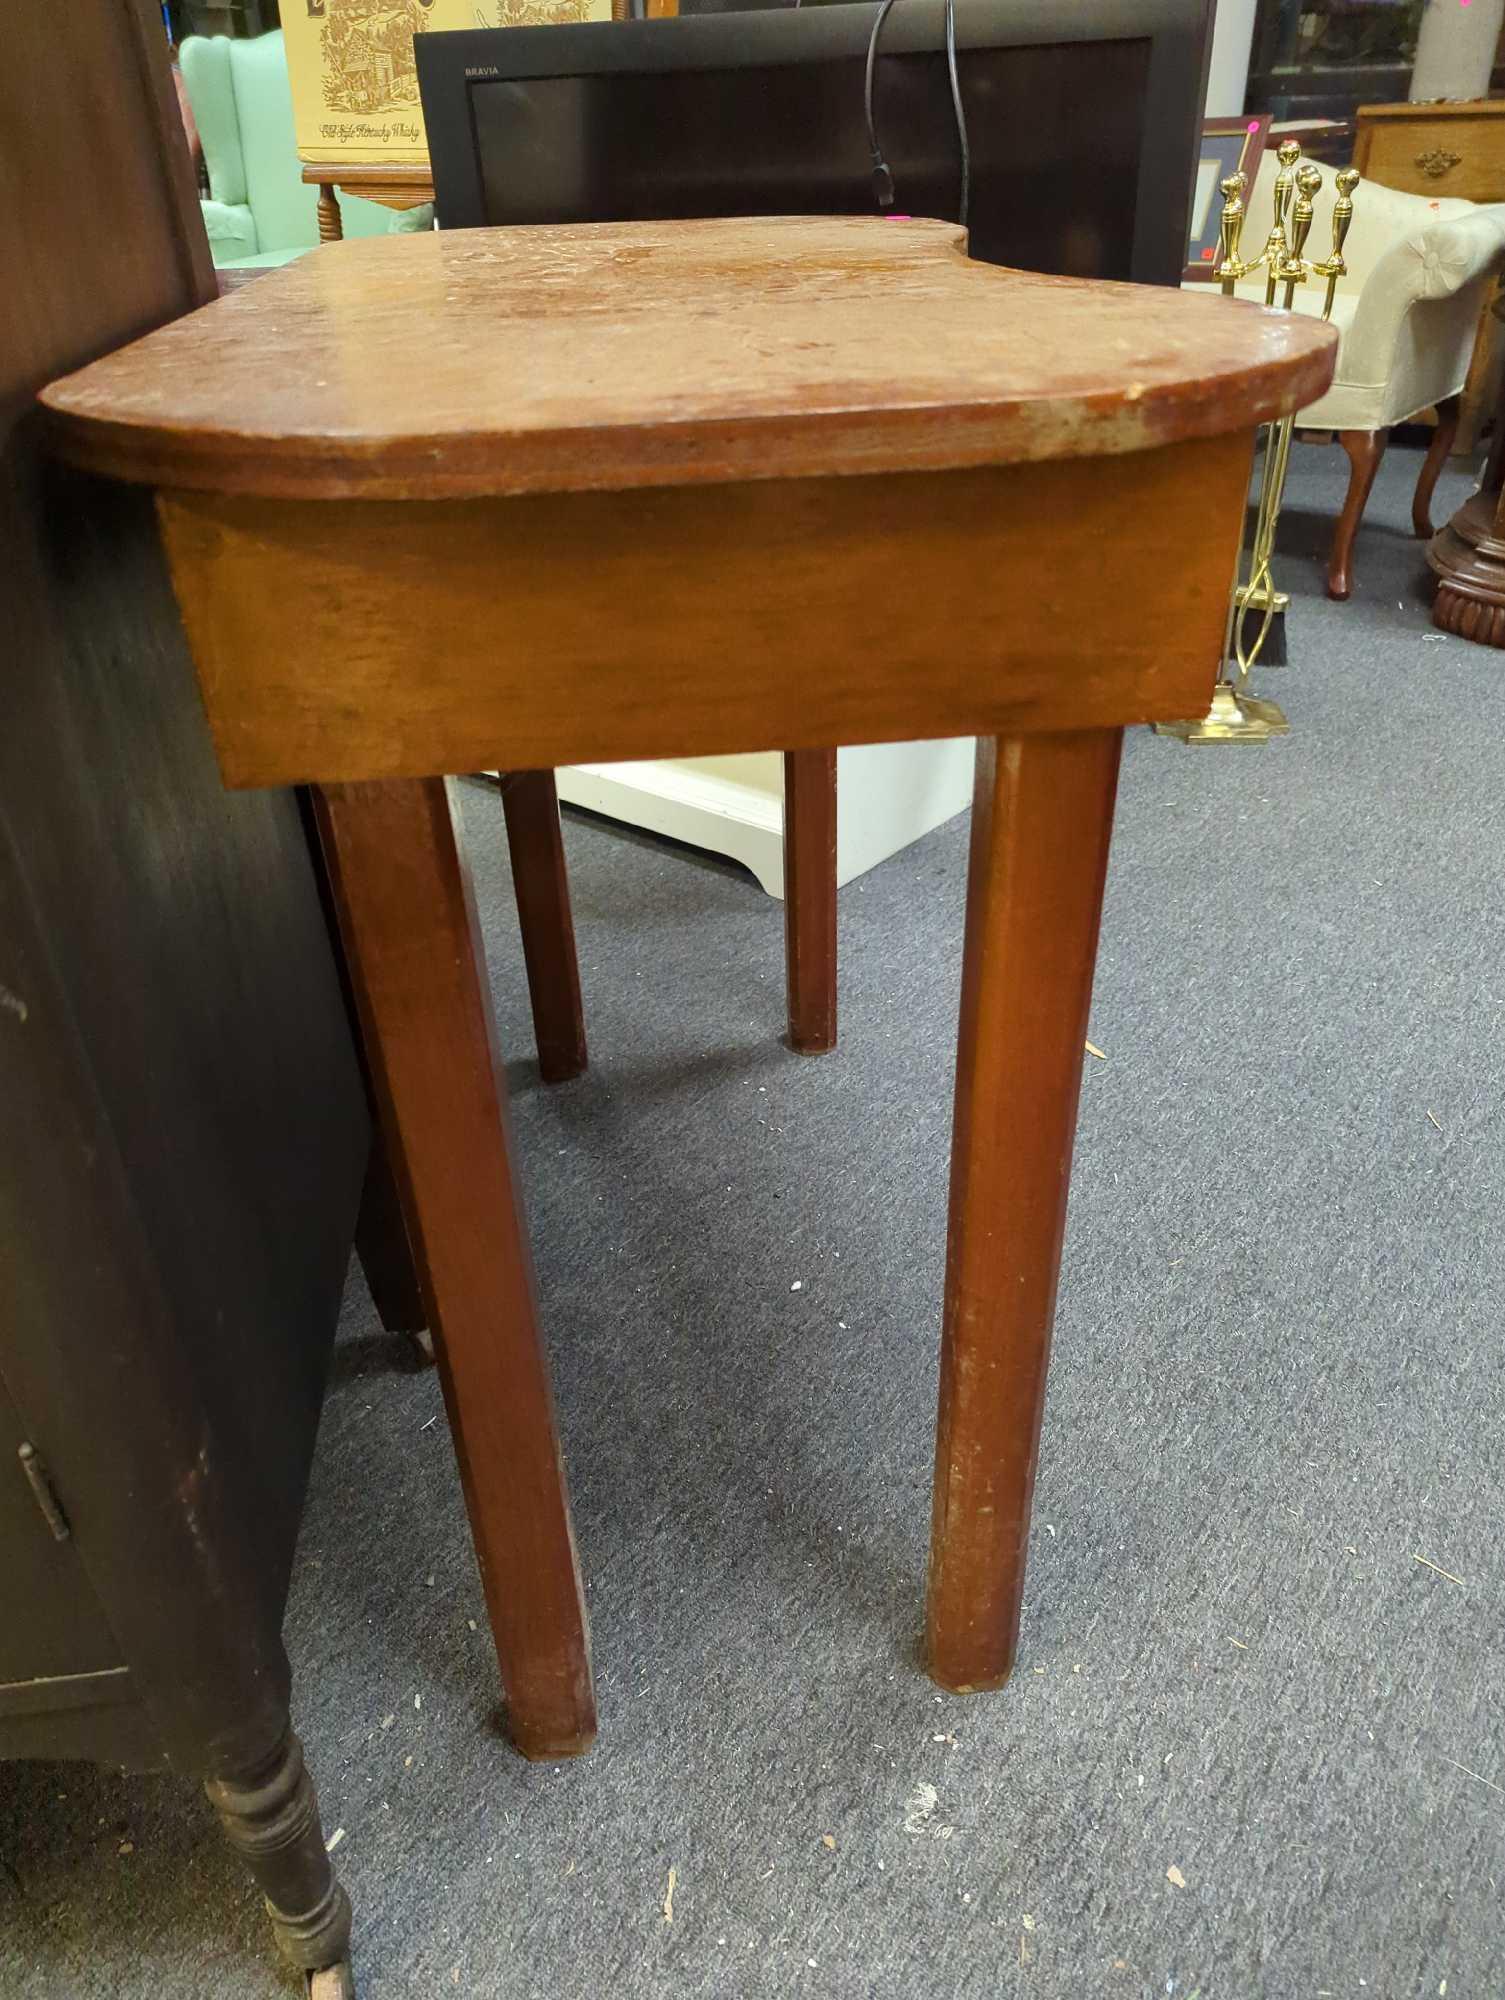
left=41, top=216, right=1336, bottom=504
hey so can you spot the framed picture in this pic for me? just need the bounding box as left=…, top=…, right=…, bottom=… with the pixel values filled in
left=1185, top=114, right=1270, bottom=280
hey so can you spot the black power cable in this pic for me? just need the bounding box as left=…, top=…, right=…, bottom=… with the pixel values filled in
left=863, top=0, right=901, bottom=209
left=943, top=0, right=970, bottom=228
left=864, top=0, right=971, bottom=229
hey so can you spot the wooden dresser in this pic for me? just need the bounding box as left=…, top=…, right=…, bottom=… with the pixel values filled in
left=3, top=5, right=370, bottom=1989
left=1354, top=98, right=1505, bottom=203
left=1354, top=99, right=1505, bottom=446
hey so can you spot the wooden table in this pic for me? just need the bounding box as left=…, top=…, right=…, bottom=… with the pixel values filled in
left=301, top=161, right=436, bottom=245
left=292, top=0, right=656, bottom=239
left=40, top=217, right=1334, bottom=1760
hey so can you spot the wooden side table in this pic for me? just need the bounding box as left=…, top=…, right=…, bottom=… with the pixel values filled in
left=293, top=0, right=664, bottom=237
left=301, top=161, right=435, bottom=244
left=40, top=217, right=1335, bottom=1759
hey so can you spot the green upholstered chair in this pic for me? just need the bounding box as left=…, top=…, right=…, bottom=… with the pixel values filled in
left=179, top=30, right=432, bottom=270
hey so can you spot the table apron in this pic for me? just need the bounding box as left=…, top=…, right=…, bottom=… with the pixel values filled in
left=156, top=434, right=1253, bottom=789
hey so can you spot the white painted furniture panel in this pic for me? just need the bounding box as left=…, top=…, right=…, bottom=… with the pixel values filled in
left=556, top=741, right=974, bottom=899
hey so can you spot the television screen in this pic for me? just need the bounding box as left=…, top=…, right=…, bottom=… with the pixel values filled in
left=418, top=0, right=1210, bottom=286
left=468, top=40, right=1151, bottom=277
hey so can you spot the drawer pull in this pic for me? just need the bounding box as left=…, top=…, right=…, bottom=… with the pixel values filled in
left=1416, top=147, right=1463, bottom=179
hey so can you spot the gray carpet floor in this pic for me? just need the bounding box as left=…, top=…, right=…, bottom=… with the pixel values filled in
left=4, top=440, right=1503, bottom=2000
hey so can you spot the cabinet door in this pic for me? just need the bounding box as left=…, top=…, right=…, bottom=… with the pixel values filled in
left=0, top=1377, right=122, bottom=1689
left=0, top=0, right=368, bottom=1778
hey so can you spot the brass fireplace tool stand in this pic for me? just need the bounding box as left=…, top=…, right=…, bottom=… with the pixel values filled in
left=1158, top=145, right=1359, bottom=744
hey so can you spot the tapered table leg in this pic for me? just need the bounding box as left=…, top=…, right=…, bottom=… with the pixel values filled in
left=925, top=730, right=1122, bottom=1694
left=502, top=769, right=588, bottom=1084
left=313, top=777, right=596, bottom=1759
left=782, top=747, right=837, bottom=1053
left=353, top=1128, right=429, bottom=1341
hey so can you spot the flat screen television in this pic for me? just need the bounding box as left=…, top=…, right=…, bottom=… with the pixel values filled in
left=415, top=0, right=1211, bottom=285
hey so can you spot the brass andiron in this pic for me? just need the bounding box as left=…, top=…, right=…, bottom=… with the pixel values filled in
left=1158, top=149, right=1358, bottom=744
left=1313, top=164, right=1360, bottom=323
left=1231, top=160, right=1321, bottom=655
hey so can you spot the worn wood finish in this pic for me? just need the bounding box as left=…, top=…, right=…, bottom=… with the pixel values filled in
left=39, top=205, right=1343, bottom=1753
left=312, top=778, right=596, bottom=1760
left=1329, top=429, right=1389, bottom=601
left=154, top=437, right=1258, bottom=788
left=502, top=770, right=588, bottom=1085
left=926, top=730, right=1123, bottom=1694
left=42, top=218, right=1337, bottom=505
left=782, top=748, right=838, bottom=1055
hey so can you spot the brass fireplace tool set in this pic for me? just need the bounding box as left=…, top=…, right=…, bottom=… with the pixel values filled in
left=1159, top=142, right=1360, bottom=744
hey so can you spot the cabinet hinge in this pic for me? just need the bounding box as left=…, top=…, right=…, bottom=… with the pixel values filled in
left=18, top=1442, right=71, bottom=1541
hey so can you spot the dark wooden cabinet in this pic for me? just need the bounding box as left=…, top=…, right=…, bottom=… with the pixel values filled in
left=1, top=2, right=368, bottom=1989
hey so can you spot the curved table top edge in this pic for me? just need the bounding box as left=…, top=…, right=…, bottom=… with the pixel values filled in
left=38, top=217, right=1339, bottom=504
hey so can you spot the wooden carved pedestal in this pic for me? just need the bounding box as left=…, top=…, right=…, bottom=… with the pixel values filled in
left=1428, top=315, right=1505, bottom=645
left=1428, top=484, right=1505, bottom=646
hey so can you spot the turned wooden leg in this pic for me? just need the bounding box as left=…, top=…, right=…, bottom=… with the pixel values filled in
left=205, top=1727, right=351, bottom=1979
left=1413, top=395, right=1461, bottom=539
left=315, top=183, right=344, bottom=245
left=501, top=769, right=587, bottom=1084
left=1328, top=428, right=1388, bottom=601
left=313, top=777, right=596, bottom=1759
left=925, top=730, right=1122, bottom=1694
left=782, top=747, right=837, bottom=1054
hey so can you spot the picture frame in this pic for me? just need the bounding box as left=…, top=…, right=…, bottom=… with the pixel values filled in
left=1185, top=114, right=1270, bottom=280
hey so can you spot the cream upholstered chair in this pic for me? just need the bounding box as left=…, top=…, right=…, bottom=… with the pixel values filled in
left=1229, top=171, right=1505, bottom=598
